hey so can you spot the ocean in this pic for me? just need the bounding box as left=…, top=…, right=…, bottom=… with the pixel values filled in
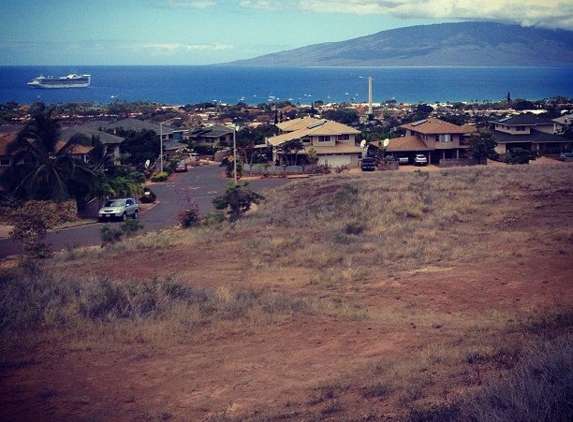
left=1, top=66, right=572, bottom=106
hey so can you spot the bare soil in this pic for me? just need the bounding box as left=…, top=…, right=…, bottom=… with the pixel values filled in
left=1, top=162, right=572, bottom=422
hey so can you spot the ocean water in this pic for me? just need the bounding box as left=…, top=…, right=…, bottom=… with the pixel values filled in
left=0, top=65, right=572, bottom=106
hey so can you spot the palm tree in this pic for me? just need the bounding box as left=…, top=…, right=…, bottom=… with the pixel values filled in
left=2, top=105, right=99, bottom=203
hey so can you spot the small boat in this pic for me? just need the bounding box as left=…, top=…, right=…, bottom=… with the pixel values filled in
left=27, top=73, right=91, bottom=89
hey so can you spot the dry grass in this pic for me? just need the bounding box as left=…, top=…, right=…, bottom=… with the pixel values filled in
left=1, top=163, right=572, bottom=422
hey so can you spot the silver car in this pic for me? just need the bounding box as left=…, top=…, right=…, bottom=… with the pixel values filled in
left=98, top=198, right=139, bottom=222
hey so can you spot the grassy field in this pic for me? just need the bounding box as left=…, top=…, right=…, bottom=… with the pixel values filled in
left=1, top=163, right=572, bottom=421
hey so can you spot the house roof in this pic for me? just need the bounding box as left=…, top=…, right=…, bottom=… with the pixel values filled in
left=163, top=140, right=188, bottom=151
left=190, top=124, right=233, bottom=138
left=492, top=129, right=569, bottom=143
left=54, top=141, right=93, bottom=155
left=552, top=113, right=573, bottom=125
left=85, top=118, right=170, bottom=134
left=494, top=113, right=554, bottom=126
left=268, top=119, right=360, bottom=147
left=371, top=135, right=431, bottom=152
left=61, top=126, right=125, bottom=145
left=401, top=117, right=472, bottom=134
left=276, top=117, right=320, bottom=132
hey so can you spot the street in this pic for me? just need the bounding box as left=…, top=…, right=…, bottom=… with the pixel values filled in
left=0, top=164, right=292, bottom=259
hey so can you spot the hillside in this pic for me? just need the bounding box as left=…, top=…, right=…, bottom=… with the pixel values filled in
left=1, top=163, right=572, bottom=421
left=229, top=21, right=573, bottom=66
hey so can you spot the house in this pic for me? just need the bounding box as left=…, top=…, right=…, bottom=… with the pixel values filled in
left=492, top=113, right=571, bottom=155
left=552, top=113, right=573, bottom=136
left=189, top=124, right=234, bottom=148
left=383, top=117, right=476, bottom=165
left=267, top=117, right=362, bottom=167
left=60, top=126, right=125, bottom=165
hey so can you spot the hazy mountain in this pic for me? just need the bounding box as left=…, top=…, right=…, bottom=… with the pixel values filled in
left=228, top=22, right=573, bottom=67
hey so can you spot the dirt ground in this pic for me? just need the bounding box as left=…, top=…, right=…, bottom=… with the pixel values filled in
left=1, top=160, right=572, bottom=422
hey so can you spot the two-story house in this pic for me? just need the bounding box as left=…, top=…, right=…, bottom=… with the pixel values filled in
left=492, top=113, right=570, bottom=155
left=381, top=118, right=476, bottom=164
left=189, top=124, right=234, bottom=148
left=267, top=117, right=362, bottom=167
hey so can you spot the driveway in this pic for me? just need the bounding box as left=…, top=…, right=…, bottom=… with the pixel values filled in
left=0, top=164, right=292, bottom=259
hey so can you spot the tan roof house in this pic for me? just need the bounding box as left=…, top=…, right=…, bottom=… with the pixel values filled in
left=268, top=118, right=362, bottom=167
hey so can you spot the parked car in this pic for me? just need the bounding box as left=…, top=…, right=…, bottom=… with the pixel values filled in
left=414, top=154, right=428, bottom=166
left=98, top=198, right=139, bottom=222
left=397, top=155, right=410, bottom=165
left=558, top=152, right=573, bottom=161
left=175, top=161, right=188, bottom=172
left=361, top=157, right=376, bottom=171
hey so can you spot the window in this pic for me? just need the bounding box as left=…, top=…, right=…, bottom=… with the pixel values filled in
left=0, top=158, right=9, bottom=166
left=302, top=137, right=311, bottom=144
left=438, top=134, right=452, bottom=142
left=338, top=134, right=350, bottom=141
left=318, top=136, right=330, bottom=143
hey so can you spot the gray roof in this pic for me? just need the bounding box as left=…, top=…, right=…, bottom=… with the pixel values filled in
left=495, top=113, right=554, bottom=126
left=190, top=124, right=233, bottom=138
left=60, top=126, right=125, bottom=145
left=493, top=129, right=569, bottom=143
left=163, top=140, right=188, bottom=151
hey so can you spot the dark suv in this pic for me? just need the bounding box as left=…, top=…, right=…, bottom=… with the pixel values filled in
left=361, top=157, right=376, bottom=171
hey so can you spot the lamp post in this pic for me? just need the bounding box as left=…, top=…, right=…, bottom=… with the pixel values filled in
left=233, top=124, right=238, bottom=184
left=159, top=122, right=165, bottom=173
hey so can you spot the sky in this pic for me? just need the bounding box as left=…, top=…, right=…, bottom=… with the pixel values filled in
left=1, top=0, right=572, bottom=66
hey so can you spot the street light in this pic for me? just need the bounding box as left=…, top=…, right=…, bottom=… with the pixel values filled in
left=233, top=124, right=238, bottom=184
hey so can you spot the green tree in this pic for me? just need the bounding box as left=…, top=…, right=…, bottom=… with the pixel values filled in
left=2, top=105, right=99, bottom=203
left=213, top=182, right=264, bottom=225
left=281, top=139, right=304, bottom=165
left=467, top=129, right=498, bottom=162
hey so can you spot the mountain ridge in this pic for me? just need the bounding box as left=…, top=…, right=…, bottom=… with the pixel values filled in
left=227, top=22, right=573, bottom=67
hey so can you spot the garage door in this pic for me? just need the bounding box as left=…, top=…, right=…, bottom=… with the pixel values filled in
left=319, top=155, right=352, bottom=168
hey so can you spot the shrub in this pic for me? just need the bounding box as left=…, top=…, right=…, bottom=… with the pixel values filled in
left=100, top=225, right=123, bottom=247
left=7, top=200, right=77, bottom=257
left=177, top=202, right=201, bottom=228
left=140, top=187, right=156, bottom=203
left=120, top=218, right=144, bottom=237
left=504, top=148, right=537, bottom=164
left=213, top=181, right=264, bottom=225
left=150, top=172, right=169, bottom=182
left=459, top=334, right=573, bottom=422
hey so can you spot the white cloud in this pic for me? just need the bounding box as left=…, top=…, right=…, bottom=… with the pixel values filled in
left=160, top=0, right=217, bottom=8
left=125, top=42, right=233, bottom=53
left=238, top=0, right=573, bottom=30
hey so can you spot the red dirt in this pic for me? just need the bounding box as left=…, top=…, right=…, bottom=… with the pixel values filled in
left=1, top=165, right=572, bottom=422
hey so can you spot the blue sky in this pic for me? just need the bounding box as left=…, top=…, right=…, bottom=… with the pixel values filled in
left=1, top=0, right=571, bottom=65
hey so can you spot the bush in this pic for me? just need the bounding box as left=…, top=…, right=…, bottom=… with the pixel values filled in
left=459, top=334, right=573, bottom=422
left=213, top=181, right=264, bottom=225
left=177, top=202, right=201, bottom=228
left=150, top=172, right=169, bottom=182
left=100, top=225, right=123, bottom=247
left=140, top=187, right=156, bottom=203
left=504, top=148, right=537, bottom=164
left=7, top=200, right=77, bottom=257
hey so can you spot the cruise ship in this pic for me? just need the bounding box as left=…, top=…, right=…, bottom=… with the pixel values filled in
left=27, top=73, right=91, bottom=89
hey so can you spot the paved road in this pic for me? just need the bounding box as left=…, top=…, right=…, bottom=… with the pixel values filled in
left=0, top=165, right=292, bottom=259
